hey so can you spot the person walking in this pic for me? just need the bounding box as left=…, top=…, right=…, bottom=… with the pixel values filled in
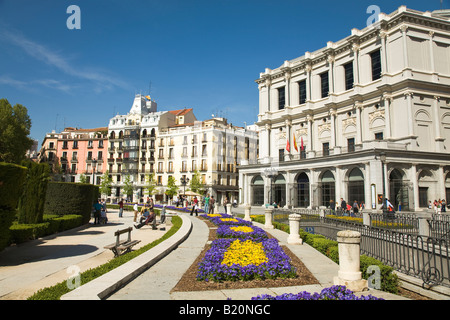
left=92, top=200, right=102, bottom=225
left=190, top=196, right=199, bottom=216
left=133, top=202, right=139, bottom=222
left=118, top=199, right=124, bottom=218
left=204, top=194, right=210, bottom=213
left=209, top=196, right=215, bottom=214
left=223, top=197, right=229, bottom=214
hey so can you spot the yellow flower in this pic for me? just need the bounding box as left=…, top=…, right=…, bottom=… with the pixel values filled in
left=221, top=218, right=238, bottom=223
left=207, top=213, right=222, bottom=217
left=221, top=239, right=268, bottom=267
left=230, top=226, right=253, bottom=233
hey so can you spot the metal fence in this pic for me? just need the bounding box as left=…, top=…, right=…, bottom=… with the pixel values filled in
left=271, top=208, right=450, bottom=289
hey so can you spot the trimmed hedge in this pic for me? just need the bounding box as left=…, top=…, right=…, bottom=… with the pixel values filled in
left=9, top=215, right=84, bottom=244
left=0, top=162, right=27, bottom=251
left=17, top=161, right=50, bottom=224
left=0, top=162, right=27, bottom=209
left=44, top=182, right=99, bottom=224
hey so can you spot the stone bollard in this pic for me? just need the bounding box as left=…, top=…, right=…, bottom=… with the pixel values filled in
left=362, top=212, right=371, bottom=227
left=264, top=207, right=274, bottom=229
left=287, top=213, right=303, bottom=245
left=333, top=230, right=368, bottom=292
left=244, top=204, right=252, bottom=221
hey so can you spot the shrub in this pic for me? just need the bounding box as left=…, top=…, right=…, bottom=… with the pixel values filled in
left=9, top=215, right=83, bottom=244
left=17, top=161, right=50, bottom=224
left=0, top=162, right=27, bottom=209
left=44, top=182, right=99, bottom=224
left=0, top=162, right=27, bottom=251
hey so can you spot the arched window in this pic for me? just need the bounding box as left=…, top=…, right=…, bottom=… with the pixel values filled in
left=273, top=174, right=286, bottom=207
left=251, top=176, right=264, bottom=206
left=320, top=170, right=335, bottom=207
left=389, top=169, right=409, bottom=211
left=347, top=168, right=365, bottom=205
left=296, top=172, right=310, bottom=207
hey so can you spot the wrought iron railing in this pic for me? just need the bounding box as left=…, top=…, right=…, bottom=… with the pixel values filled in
left=270, top=208, right=450, bottom=289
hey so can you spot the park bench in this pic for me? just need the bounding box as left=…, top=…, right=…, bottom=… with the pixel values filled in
left=104, top=227, right=141, bottom=257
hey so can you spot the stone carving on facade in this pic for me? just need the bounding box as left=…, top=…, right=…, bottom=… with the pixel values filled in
left=369, top=109, right=385, bottom=125
left=342, top=117, right=357, bottom=130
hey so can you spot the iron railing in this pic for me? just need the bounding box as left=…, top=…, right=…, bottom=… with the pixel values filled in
left=270, top=208, right=450, bottom=288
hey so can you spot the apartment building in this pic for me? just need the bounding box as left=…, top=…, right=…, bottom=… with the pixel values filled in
left=38, top=127, right=108, bottom=183
left=239, top=6, right=450, bottom=211
left=106, top=94, right=258, bottom=203
left=156, top=117, right=258, bottom=204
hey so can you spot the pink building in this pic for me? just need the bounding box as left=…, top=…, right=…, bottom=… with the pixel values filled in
left=40, top=127, right=108, bottom=184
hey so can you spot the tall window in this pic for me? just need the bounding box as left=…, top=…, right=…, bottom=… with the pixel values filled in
left=323, top=142, right=330, bottom=156
left=344, top=62, right=354, bottom=90
left=347, top=138, right=355, bottom=152
left=278, top=87, right=285, bottom=110
left=298, top=80, right=307, bottom=104
left=370, top=49, right=381, bottom=81
left=320, top=72, right=329, bottom=98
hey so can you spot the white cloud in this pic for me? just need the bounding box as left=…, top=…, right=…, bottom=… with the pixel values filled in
left=0, top=29, right=130, bottom=93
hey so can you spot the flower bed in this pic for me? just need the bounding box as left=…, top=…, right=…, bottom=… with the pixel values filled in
left=201, top=213, right=253, bottom=226
left=251, top=285, right=384, bottom=300
left=197, top=237, right=296, bottom=282
left=216, top=224, right=268, bottom=241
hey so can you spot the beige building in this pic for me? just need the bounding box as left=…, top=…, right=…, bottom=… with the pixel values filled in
left=239, top=6, right=450, bottom=211
left=107, top=94, right=258, bottom=204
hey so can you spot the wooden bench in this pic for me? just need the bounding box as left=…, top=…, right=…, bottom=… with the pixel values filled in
left=104, top=227, right=141, bottom=257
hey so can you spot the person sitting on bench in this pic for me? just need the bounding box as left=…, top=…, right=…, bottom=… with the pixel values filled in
left=134, top=204, right=156, bottom=229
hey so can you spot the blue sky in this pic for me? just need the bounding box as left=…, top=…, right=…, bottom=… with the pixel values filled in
left=0, top=0, right=446, bottom=146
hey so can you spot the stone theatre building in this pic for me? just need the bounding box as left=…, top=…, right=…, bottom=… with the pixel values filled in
left=239, top=6, right=450, bottom=211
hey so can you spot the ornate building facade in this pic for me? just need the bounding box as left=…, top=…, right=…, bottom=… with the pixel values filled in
left=239, top=6, right=450, bottom=211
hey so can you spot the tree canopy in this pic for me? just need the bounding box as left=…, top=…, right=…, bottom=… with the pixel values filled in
left=0, top=98, right=33, bottom=164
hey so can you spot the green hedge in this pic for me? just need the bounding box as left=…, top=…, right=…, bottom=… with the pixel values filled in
left=251, top=215, right=399, bottom=294
left=17, top=161, right=50, bottom=224
left=9, top=215, right=84, bottom=244
left=44, top=182, right=99, bottom=224
left=0, top=162, right=27, bottom=251
left=0, top=162, right=27, bottom=209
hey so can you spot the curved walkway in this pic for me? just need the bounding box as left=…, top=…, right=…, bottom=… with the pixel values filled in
left=0, top=209, right=169, bottom=300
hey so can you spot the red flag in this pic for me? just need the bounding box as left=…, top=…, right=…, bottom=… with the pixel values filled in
left=286, top=138, right=290, bottom=152
left=301, top=137, right=304, bottom=151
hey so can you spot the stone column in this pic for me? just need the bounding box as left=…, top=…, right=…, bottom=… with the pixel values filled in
left=244, top=204, right=251, bottom=221
left=333, top=230, right=368, bottom=292
left=383, top=94, right=392, bottom=139
left=287, top=213, right=303, bottom=245
left=264, top=206, right=274, bottom=229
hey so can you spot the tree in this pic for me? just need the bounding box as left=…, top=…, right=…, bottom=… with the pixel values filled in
left=99, top=171, right=113, bottom=196
left=190, top=170, right=205, bottom=195
left=0, top=99, right=33, bottom=164
left=165, top=176, right=178, bottom=200
left=122, top=175, right=134, bottom=201
left=145, top=173, right=157, bottom=197
left=79, top=174, right=87, bottom=183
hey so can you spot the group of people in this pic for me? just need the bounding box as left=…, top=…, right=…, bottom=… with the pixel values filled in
left=429, top=199, right=448, bottom=214
left=329, top=198, right=367, bottom=216
left=189, top=194, right=215, bottom=216
left=92, top=199, right=108, bottom=224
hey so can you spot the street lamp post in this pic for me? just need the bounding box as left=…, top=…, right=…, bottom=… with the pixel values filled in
left=181, top=177, right=190, bottom=206
left=380, top=152, right=387, bottom=216
left=92, top=158, right=98, bottom=185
